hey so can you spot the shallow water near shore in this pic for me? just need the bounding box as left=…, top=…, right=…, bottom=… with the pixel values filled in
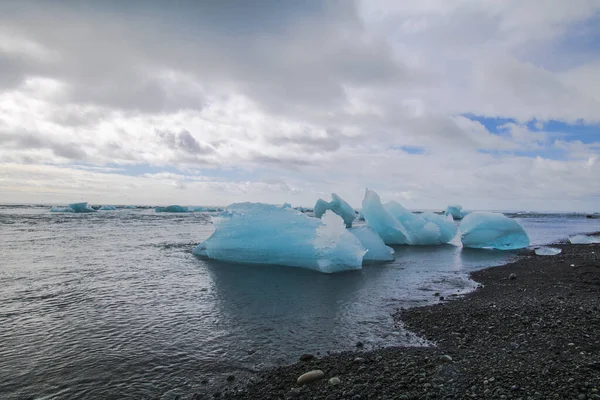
left=1, top=206, right=599, bottom=399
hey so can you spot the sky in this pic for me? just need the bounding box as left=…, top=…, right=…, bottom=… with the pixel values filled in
left=0, top=0, right=599, bottom=211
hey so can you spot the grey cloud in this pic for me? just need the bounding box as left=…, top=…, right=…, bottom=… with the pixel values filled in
left=0, top=131, right=88, bottom=160
left=270, top=129, right=342, bottom=152
left=156, top=129, right=215, bottom=154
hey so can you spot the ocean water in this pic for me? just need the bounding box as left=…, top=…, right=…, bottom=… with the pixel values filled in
left=1, top=205, right=599, bottom=399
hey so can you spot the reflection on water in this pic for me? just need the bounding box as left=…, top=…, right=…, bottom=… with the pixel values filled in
left=0, top=207, right=599, bottom=399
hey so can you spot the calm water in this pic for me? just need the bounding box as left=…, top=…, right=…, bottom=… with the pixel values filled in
left=1, top=206, right=599, bottom=399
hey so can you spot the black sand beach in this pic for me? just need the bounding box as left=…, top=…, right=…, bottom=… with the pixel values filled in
left=202, top=240, right=600, bottom=400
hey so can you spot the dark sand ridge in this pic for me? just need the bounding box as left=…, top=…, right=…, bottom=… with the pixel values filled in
left=194, top=239, right=600, bottom=400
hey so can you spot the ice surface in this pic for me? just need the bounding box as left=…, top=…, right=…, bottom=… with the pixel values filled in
left=460, top=212, right=529, bottom=250
left=50, top=202, right=96, bottom=213
left=193, top=203, right=365, bottom=273
left=361, top=189, right=410, bottom=244
left=360, top=189, right=457, bottom=245
left=534, top=247, right=562, bottom=256
left=445, top=205, right=464, bottom=220
left=313, top=193, right=356, bottom=228
left=568, top=234, right=600, bottom=244
left=155, top=205, right=190, bottom=213
left=99, top=205, right=116, bottom=211
left=348, top=226, right=395, bottom=262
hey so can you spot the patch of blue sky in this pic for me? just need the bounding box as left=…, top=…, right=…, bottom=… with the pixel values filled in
left=388, top=145, right=425, bottom=154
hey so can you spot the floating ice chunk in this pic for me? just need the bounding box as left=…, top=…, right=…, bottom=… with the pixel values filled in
left=155, top=205, right=190, bottom=213
left=313, top=194, right=356, bottom=228
left=535, top=247, right=562, bottom=256
left=51, top=202, right=96, bottom=213
left=123, top=205, right=137, bottom=209
left=189, top=206, right=222, bottom=212
left=445, top=205, right=464, bottom=220
left=193, top=204, right=365, bottom=273
left=361, top=189, right=410, bottom=244
left=99, top=205, right=116, bottom=211
left=568, top=234, right=600, bottom=244
left=383, top=201, right=458, bottom=245
left=282, top=202, right=292, bottom=209
left=348, top=226, right=395, bottom=262
left=50, top=206, right=74, bottom=213
left=460, top=212, right=529, bottom=250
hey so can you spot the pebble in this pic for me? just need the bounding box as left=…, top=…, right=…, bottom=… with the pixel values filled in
left=226, top=375, right=235, bottom=382
left=509, top=273, right=517, bottom=280
left=354, top=357, right=366, bottom=364
left=356, top=341, right=364, bottom=348
left=296, top=370, right=325, bottom=385
left=328, top=377, right=341, bottom=386
left=299, top=354, right=314, bottom=361
left=439, top=354, right=453, bottom=363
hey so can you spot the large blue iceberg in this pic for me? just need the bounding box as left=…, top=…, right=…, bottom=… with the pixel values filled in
left=445, top=205, right=465, bottom=220
left=193, top=204, right=365, bottom=273
left=99, top=205, right=116, bottom=211
left=50, top=202, right=96, bottom=213
left=348, top=226, right=394, bottom=262
left=156, top=205, right=190, bottom=213
left=361, top=189, right=457, bottom=245
left=460, top=212, right=529, bottom=250
left=313, top=193, right=356, bottom=228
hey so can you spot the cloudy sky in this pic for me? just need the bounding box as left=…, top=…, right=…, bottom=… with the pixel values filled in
left=1, top=0, right=599, bottom=211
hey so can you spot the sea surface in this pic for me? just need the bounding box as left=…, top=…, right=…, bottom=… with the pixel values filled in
left=1, top=205, right=599, bottom=399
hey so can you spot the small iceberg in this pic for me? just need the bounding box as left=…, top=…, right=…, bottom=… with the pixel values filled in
left=99, top=205, right=116, bottom=211
left=313, top=193, right=356, bottom=228
left=360, top=189, right=457, bottom=245
left=348, top=226, right=394, bottom=262
left=193, top=203, right=365, bottom=273
left=445, top=205, right=465, bottom=220
left=188, top=206, right=223, bottom=212
left=569, top=234, right=600, bottom=244
left=156, top=205, right=190, bottom=213
left=534, top=247, right=562, bottom=256
left=460, top=212, right=529, bottom=250
left=123, top=205, right=137, bottom=209
left=50, top=202, right=96, bottom=213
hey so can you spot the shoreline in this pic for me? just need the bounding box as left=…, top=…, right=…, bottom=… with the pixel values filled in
left=202, top=239, right=600, bottom=400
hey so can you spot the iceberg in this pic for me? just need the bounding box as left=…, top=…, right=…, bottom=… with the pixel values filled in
left=193, top=204, right=365, bottom=273
left=568, top=234, right=600, bottom=244
left=123, top=205, right=137, bottom=209
left=155, top=205, right=190, bottom=213
left=313, top=193, right=356, bottom=228
left=460, top=212, right=529, bottom=250
left=99, top=205, right=116, bottom=211
left=445, top=205, right=465, bottom=220
left=189, top=206, right=223, bottom=212
left=50, top=202, right=96, bottom=213
left=534, top=247, right=562, bottom=256
left=360, top=189, right=457, bottom=245
left=348, top=226, right=395, bottom=262
left=282, top=202, right=292, bottom=209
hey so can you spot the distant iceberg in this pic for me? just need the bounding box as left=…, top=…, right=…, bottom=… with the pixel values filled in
left=99, top=205, right=116, bottom=211
left=534, top=247, right=562, bottom=256
left=313, top=193, right=356, bottom=228
left=348, top=226, right=394, bottom=262
left=445, top=205, right=465, bottom=220
left=360, top=189, right=457, bottom=245
left=193, top=204, right=365, bottom=273
left=188, top=206, right=223, bottom=212
left=50, top=202, right=96, bottom=213
left=460, top=212, right=529, bottom=250
left=123, top=205, right=137, bottom=209
left=156, top=205, right=190, bottom=213
left=569, top=234, right=600, bottom=244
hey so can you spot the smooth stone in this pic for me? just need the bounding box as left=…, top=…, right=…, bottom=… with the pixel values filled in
left=509, top=273, right=517, bottom=280
left=439, top=355, right=453, bottom=363
left=297, top=370, right=325, bottom=385
left=329, top=377, right=341, bottom=386
left=226, top=375, right=235, bottom=382
left=299, top=354, right=314, bottom=361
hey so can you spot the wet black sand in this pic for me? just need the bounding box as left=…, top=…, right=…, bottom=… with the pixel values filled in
left=197, top=240, right=600, bottom=400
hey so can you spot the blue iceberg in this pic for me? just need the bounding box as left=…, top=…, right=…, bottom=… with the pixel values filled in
left=99, top=205, right=116, bottom=211
left=156, top=205, right=190, bottom=213
left=193, top=204, right=365, bottom=273
left=460, top=212, right=529, bottom=250
left=50, top=202, right=96, bottom=213
left=348, top=226, right=394, bottom=262
left=189, top=206, right=223, bottom=212
left=361, top=189, right=457, bottom=245
left=123, top=205, right=137, bottom=209
left=313, top=193, right=356, bottom=228
left=445, top=205, right=465, bottom=220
